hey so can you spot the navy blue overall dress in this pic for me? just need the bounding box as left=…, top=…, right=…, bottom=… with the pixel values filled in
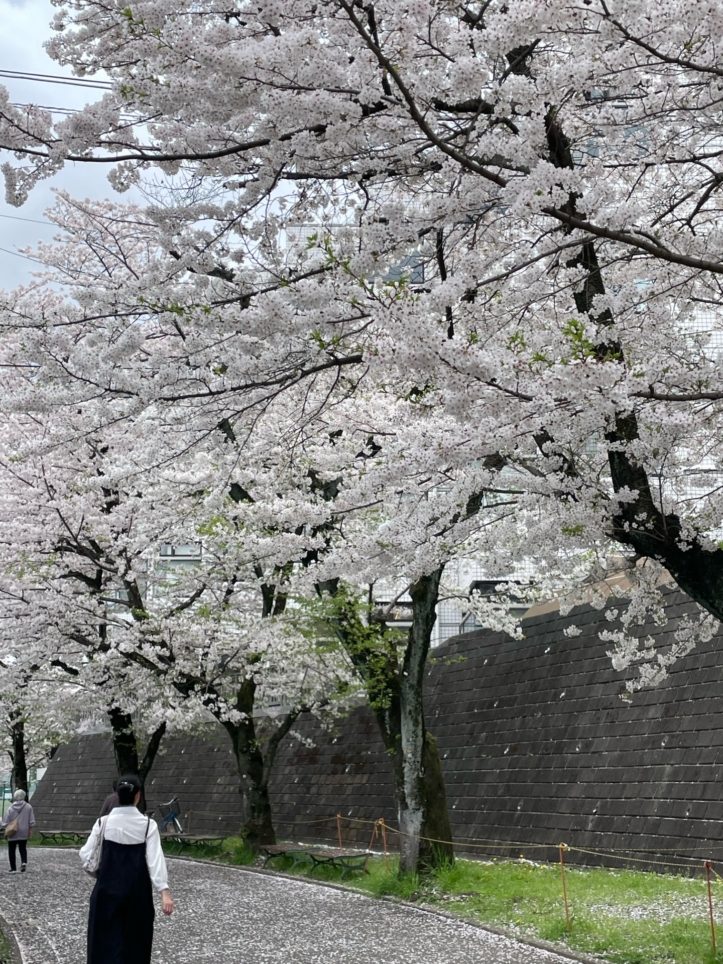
left=87, top=817, right=155, bottom=964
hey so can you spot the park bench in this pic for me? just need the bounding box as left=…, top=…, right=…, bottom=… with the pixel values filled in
left=260, top=843, right=369, bottom=879
left=39, top=830, right=90, bottom=845
left=161, top=833, right=226, bottom=856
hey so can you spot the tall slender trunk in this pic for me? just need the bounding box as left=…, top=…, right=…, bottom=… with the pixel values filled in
left=218, top=705, right=302, bottom=850
left=331, top=568, right=454, bottom=875
left=395, top=569, right=453, bottom=872
left=210, top=539, right=297, bottom=849
left=9, top=713, right=28, bottom=794
left=373, top=708, right=453, bottom=873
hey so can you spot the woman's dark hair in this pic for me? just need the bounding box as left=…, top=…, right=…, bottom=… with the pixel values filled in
left=116, top=774, right=142, bottom=806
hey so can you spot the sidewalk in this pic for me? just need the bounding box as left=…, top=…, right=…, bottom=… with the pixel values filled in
left=0, top=849, right=587, bottom=963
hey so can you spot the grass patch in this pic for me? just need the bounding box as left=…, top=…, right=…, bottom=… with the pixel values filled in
left=186, top=841, right=723, bottom=964
left=161, top=835, right=255, bottom=865
left=407, top=857, right=723, bottom=964
left=269, top=854, right=421, bottom=900
left=32, top=836, right=65, bottom=847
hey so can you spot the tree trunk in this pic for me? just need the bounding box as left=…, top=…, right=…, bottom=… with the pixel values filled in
left=108, top=708, right=166, bottom=812
left=219, top=677, right=275, bottom=849
left=397, top=569, right=454, bottom=873
left=332, top=569, right=454, bottom=875
left=9, top=714, right=28, bottom=795
left=375, top=713, right=454, bottom=873
left=221, top=722, right=275, bottom=849
left=138, top=721, right=167, bottom=782
left=109, top=707, right=139, bottom=774
left=419, top=731, right=454, bottom=868
left=542, top=110, right=723, bottom=622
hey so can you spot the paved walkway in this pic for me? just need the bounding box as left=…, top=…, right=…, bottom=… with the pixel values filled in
left=0, top=849, right=579, bottom=963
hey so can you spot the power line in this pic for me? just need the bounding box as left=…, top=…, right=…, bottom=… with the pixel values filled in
left=11, top=102, right=138, bottom=123
left=0, top=248, right=48, bottom=268
left=0, top=247, right=46, bottom=265
left=11, top=103, right=81, bottom=116
left=0, top=69, right=112, bottom=90
left=0, top=246, right=42, bottom=263
left=0, top=214, right=53, bottom=226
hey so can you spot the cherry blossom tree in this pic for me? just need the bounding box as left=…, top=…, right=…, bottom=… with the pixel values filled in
left=3, top=0, right=723, bottom=858
left=0, top=675, right=78, bottom=794
left=0, top=190, right=538, bottom=867
left=2, top=2, right=722, bottom=626
left=0, top=352, right=359, bottom=844
left=0, top=581, right=92, bottom=793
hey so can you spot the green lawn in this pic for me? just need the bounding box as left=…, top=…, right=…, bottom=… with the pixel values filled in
left=410, top=858, right=723, bottom=964
left=161, top=835, right=256, bottom=865
left=179, top=841, right=723, bottom=964
left=0, top=927, right=11, bottom=964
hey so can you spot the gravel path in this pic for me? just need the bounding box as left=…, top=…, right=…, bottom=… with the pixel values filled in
left=0, top=849, right=581, bottom=964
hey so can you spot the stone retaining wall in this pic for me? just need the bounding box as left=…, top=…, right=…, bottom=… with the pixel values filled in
left=32, top=587, right=723, bottom=865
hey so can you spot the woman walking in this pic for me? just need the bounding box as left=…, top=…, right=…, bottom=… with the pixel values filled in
left=79, top=774, right=174, bottom=964
left=2, top=789, right=36, bottom=873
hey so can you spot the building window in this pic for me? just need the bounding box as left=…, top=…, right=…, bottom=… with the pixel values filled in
left=159, top=544, right=202, bottom=559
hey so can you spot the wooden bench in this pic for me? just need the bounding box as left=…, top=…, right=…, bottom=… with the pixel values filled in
left=38, top=830, right=90, bottom=845
left=260, top=843, right=369, bottom=879
left=161, top=833, right=226, bottom=856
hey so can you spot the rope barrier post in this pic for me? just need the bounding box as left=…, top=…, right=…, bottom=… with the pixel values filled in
left=381, top=818, right=389, bottom=870
left=336, top=813, right=343, bottom=849
left=559, top=843, right=571, bottom=931
left=364, top=820, right=379, bottom=873
left=705, top=861, right=717, bottom=953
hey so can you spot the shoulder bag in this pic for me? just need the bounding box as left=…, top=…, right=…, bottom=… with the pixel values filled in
left=3, top=802, right=25, bottom=839
left=84, top=817, right=107, bottom=878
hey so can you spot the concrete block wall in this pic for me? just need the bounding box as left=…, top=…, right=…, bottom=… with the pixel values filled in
left=34, top=730, right=245, bottom=834
left=31, top=587, right=723, bottom=865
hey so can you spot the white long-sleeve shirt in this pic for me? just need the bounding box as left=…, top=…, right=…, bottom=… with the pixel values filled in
left=79, top=806, right=169, bottom=891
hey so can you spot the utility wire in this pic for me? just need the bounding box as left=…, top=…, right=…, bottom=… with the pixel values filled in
left=0, top=214, right=53, bottom=226
left=11, top=102, right=138, bottom=123
left=0, top=247, right=46, bottom=265
left=11, top=103, right=84, bottom=116
left=0, top=69, right=112, bottom=90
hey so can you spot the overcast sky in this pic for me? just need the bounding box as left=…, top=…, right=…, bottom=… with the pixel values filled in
left=0, top=0, right=128, bottom=289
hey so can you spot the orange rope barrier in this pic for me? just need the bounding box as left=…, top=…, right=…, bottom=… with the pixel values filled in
left=364, top=820, right=382, bottom=872
left=277, top=810, right=723, bottom=933
left=286, top=816, right=341, bottom=826
left=380, top=818, right=389, bottom=870
left=286, top=812, right=723, bottom=872
left=567, top=845, right=697, bottom=872
left=381, top=823, right=551, bottom=852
